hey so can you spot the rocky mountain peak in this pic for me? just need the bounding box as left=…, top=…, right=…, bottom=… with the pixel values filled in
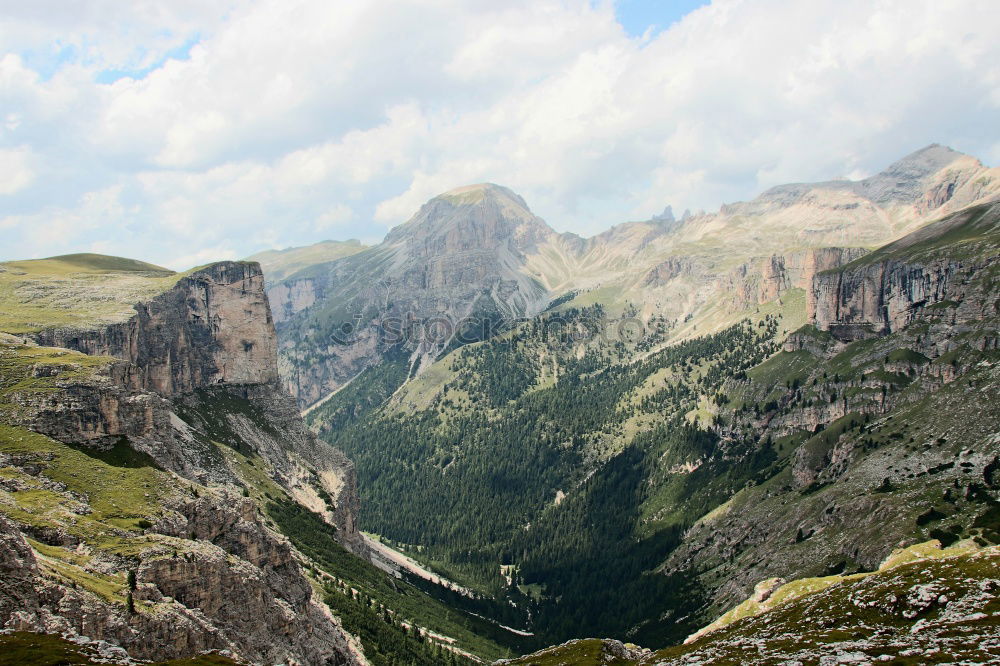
left=438, top=182, right=531, bottom=210
left=851, top=143, right=972, bottom=205
left=731, top=144, right=979, bottom=216
left=385, top=183, right=554, bottom=253
left=881, top=143, right=967, bottom=176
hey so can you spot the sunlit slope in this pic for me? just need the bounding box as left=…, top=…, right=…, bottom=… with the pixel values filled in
left=0, top=253, right=182, bottom=334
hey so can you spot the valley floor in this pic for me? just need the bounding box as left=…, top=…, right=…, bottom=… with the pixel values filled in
left=365, top=533, right=473, bottom=597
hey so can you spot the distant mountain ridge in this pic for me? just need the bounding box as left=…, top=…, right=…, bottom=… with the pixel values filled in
left=263, top=144, right=1000, bottom=408
left=247, top=238, right=367, bottom=286
left=269, top=183, right=557, bottom=406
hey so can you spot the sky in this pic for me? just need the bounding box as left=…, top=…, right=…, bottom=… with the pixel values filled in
left=1, top=0, right=998, bottom=270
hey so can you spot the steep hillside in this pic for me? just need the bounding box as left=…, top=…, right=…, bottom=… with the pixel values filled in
left=541, top=143, right=1000, bottom=342
left=303, top=194, right=1000, bottom=653
left=0, top=253, right=520, bottom=665
left=659, top=199, right=1000, bottom=617
left=810, top=199, right=1000, bottom=338
left=502, top=541, right=1000, bottom=665
left=0, top=255, right=376, bottom=663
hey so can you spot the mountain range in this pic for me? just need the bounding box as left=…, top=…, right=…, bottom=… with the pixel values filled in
left=1, top=143, right=998, bottom=665
left=268, top=143, right=1000, bottom=409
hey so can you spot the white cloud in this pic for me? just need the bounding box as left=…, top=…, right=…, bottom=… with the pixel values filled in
left=0, top=0, right=998, bottom=263
left=0, top=184, right=126, bottom=256
left=166, top=246, right=238, bottom=271
left=314, top=204, right=354, bottom=232
left=0, top=146, right=36, bottom=195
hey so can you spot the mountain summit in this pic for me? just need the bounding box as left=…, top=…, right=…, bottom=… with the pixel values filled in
left=385, top=182, right=553, bottom=253
left=269, top=183, right=555, bottom=405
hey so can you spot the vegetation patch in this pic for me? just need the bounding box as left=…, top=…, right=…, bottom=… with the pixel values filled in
left=0, top=631, right=240, bottom=666
left=0, top=424, right=165, bottom=540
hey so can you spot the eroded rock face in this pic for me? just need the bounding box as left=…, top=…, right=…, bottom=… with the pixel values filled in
left=642, top=257, right=700, bottom=287
left=268, top=146, right=1000, bottom=409
left=811, top=259, right=961, bottom=339
left=809, top=202, right=1000, bottom=341
left=1, top=258, right=369, bottom=663
left=34, top=262, right=278, bottom=396
left=270, top=278, right=318, bottom=324
left=1, top=507, right=362, bottom=666
left=0, top=515, right=41, bottom=620
left=720, top=247, right=870, bottom=311
left=12, top=259, right=363, bottom=551
left=179, top=383, right=367, bottom=555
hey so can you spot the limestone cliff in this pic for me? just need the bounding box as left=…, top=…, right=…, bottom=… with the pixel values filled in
left=809, top=201, right=1000, bottom=340
left=720, top=247, right=871, bottom=311
left=0, top=256, right=368, bottom=664
left=33, top=262, right=278, bottom=396
left=14, top=260, right=363, bottom=551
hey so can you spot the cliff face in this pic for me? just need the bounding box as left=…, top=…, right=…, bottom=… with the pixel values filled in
left=809, top=201, right=1000, bottom=340
left=13, top=260, right=362, bottom=549
left=0, top=257, right=367, bottom=664
left=811, top=259, right=963, bottom=339
left=1, top=505, right=361, bottom=665
left=656, top=201, right=1000, bottom=622
left=710, top=247, right=870, bottom=313
left=33, top=262, right=278, bottom=396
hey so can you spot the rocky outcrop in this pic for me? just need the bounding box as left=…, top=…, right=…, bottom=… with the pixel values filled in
left=0, top=257, right=370, bottom=663
left=180, top=383, right=367, bottom=554
left=641, top=257, right=700, bottom=287
left=758, top=255, right=790, bottom=303
left=811, top=259, right=964, bottom=339
left=6, top=260, right=364, bottom=552
left=720, top=247, right=869, bottom=311
left=809, top=202, right=1000, bottom=341
left=270, top=277, right=318, bottom=324
left=1, top=506, right=363, bottom=665
left=33, top=262, right=278, bottom=396
left=660, top=204, right=1000, bottom=618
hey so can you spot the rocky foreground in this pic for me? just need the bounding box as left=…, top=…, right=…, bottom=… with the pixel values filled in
left=501, top=541, right=1000, bottom=665
left=0, top=256, right=366, bottom=664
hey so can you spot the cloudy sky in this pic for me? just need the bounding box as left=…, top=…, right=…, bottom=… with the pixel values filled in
left=1, top=0, right=998, bottom=269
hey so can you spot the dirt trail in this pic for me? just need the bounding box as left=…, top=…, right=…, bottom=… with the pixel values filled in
left=363, top=534, right=473, bottom=597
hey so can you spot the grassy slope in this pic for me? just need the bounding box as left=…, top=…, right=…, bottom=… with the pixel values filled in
left=829, top=198, right=1000, bottom=273
left=0, top=421, right=180, bottom=603
left=650, top=543, right=1000, bottom=665
left=0, top=253, right=183, bottom=334
left=246, top=239, right=367, bottom=286
left=0, top=632, right=240, bottom=666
